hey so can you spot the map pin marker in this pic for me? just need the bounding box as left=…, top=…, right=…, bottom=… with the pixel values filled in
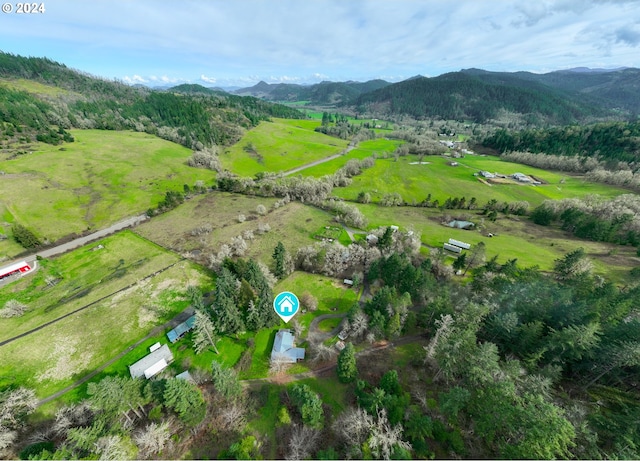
left=273, top=291, right=300, bottom=323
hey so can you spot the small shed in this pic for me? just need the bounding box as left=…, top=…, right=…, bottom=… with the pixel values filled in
left=343, top=279, right=354, bottom=286
left=443, top=243, right=462, bottom=253
left=167, top=315, right=196, bottom=343
left=129, top=344, right=174, bottom=379
left=366, top=234, right=379, bottom=245
left=448, top=238, right=471, bottom=250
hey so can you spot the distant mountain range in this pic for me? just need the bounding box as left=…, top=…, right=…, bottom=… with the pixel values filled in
left=225, top=66, right=639, bottom=123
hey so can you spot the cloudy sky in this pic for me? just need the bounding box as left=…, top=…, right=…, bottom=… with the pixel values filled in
left=1, top=0, right=639, bottom=87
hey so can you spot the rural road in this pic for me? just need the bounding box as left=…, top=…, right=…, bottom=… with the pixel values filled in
left=35, top=214, right=148, bottom=259
left=282, top=143, right=356, bottom=176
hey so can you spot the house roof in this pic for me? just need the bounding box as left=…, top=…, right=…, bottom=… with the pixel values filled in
left=271, top=329, right=305, bottom=363
left=129, top=344, right=174, bottom=379
left=167, top=315, right=196, bottom=343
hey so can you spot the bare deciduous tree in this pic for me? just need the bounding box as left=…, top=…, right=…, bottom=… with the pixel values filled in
left=369, top=408, right=411, bottom=460
left=133, top=421, right=172, bottom=458
left=286, top=424, right=320, bottom=460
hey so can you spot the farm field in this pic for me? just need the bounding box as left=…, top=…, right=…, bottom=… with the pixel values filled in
left=135, top=192, right=343, bottom=265
left=333, top=154, right=629, bottom=208
left=354, top=203, right=639, bottom=281
left=0, top=231, right=210, bottom=399
left=0, top=129, right=215, bottom=258
left=299, top=138, right=403, bottom=177
left=219, top=118, right=349, bottom=176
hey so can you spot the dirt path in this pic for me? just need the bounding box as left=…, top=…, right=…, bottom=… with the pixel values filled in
left=307, top=312, right=346, bottom=343
left=282, top=144, right=356, bottom=176
left=37, top=306, right=195, bottom=406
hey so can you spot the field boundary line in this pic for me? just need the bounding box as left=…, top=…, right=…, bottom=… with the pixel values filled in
left=0, top=258, right=186, bottom=347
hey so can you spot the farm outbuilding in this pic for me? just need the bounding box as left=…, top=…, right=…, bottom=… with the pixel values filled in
left=129, top=344, right=174, bottom=379
left=443, top=243, right=462, bottom=253
left=448, top=238, right=471, bottom=250
left=166, top=314, right=196, bottom=343
left=0, top=260, right=33, bottom=281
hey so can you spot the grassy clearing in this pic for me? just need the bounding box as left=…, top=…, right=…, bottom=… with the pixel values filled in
left=300, top=138, right=403, bottom=177
left=135, top=192, right=343, bottom=267
left=0, top=78, right=76, bottom=97
left=0, top=129, right=215, bottom=257
left=0, top=232, right=210, bottom=397
left=274, top=271, right=358, bottom=334
left=220, top=118, right=349, bottom=176
left=352, top=203, right=639, bottom=281
left=333, top=154, right=629, bottom=208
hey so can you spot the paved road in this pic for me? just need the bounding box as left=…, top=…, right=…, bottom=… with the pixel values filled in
left=36, top=214, right=148, bottom=259
left=282, top=144, right=356, bottom=176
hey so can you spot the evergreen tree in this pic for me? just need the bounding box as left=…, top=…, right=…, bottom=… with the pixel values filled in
left=273, top=241, right=287, bottom=279
left=337, top=343, right=358, bottom=383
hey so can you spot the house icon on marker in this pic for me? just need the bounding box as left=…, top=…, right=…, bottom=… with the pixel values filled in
left=278, top=295, right=295, bottom=313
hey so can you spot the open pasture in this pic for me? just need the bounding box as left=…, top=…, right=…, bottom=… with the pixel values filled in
left=299, top=138, right=403, bottom=177
left=220, top=118, right=349, bottom=176
left=135, top=192, right=343, bottom=266
left=354, top=204, right=639, bottom=281
left=0, top=129, right=215, bottom=258
left=333, top=154, right=629, bottom=208
left=0, top=231, right=209, bottom=399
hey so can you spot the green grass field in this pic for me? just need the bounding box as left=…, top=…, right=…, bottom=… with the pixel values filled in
left=299, top=138, right=403, bottom=177
left=220, top=118, right=349, bottom=176
left=0, top=129, right=215, bottom=258
left=0, top=78, right=76, bottom=97
left=353, top=204, right=639, bottom=281
left=333, top=154, right=629, bottom=208
left=0, top=231, right=210, bottom=399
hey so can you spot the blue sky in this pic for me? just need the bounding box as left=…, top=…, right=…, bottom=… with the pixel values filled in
left=1, top=0, right=639, bottom=87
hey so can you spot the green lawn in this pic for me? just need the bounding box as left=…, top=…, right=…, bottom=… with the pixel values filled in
left=220, top=118, right=349, bottom=176
left=0, top=129, right=215, bottom=258
left=274, top=271, right=358, bottom=334
left=0, top=231, right=210, bottom=400
left=333, top=154, right=629, bottom=208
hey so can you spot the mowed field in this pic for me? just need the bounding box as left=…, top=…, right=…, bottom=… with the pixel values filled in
left=333, top=154, right=629, bottom=208
left=0, top=129, right=215, bottom=258
left=0, top=231, right=210, bottom=399
left=135, top=192, right=343, bottom=265
left=220, top=118, right=349, bottom=176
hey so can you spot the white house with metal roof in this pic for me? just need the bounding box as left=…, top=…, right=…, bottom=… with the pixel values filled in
left=129, top=344, right=174, bottom=379
left=271, top=329, right=305, bottom=363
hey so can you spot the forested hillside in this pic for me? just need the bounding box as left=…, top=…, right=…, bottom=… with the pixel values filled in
left=0, top=52, right=303, bottom=150
left=352, top=72, right=608, bottom=124
left=483, top=121, right=640, bottom=164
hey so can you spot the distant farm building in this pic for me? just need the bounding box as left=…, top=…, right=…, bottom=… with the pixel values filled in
left=448, top=238, right=471, bottom=250
left=512, top=172, right=532, bottom=183
left=448, top=220, right=475, bottom=230
left=443, top=243, right=462, bottom=253
left=366, top=234, right=379, bottom=245
left=129, top=344, right=174, bottom=379
left=166, top=314, right=196, bottom=343
left=271, top=329, right=305, bottom=363
left=343, top=279, right=354, bottom=286
left=0, top=260, right=33, bottom=281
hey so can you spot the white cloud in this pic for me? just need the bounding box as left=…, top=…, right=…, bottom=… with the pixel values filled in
left=200, top=74, right=217, bottom=84
left=122, top=75, right=147, bottom=84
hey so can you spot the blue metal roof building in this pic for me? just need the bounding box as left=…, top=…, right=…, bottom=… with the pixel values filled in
left=167, top=315, right=196, bottom=343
